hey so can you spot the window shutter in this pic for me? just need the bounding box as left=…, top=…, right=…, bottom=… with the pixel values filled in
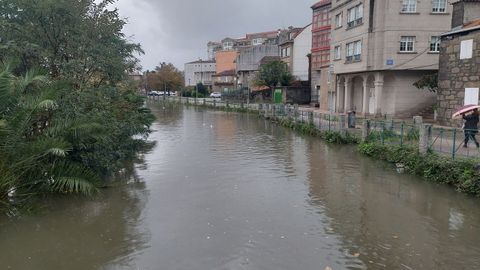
left=460, top=40, right=473, bottom=59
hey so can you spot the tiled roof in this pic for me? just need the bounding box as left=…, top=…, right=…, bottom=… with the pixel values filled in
left=464, top=19, right=480, bottom=29
left=442, top=18, right=480, bottom=36
left=246, top=30, right=279, bottom=40
left=186, top=60, right=216, bottom=64
left=251, top=85, right=270, bottom=92
left=213, top=69, right=236, bottom=77
left=259, top=56, right=281, bottom=66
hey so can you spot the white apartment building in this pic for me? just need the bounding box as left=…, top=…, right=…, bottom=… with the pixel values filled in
left=184, top=60, right=216, bottom=89
left=292, top=24, right=312, bottom=82
left=331, top=0, right=452, bottom=117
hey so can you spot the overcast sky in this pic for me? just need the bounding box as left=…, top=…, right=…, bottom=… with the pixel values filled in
left=112, top=0, right=316, bottom=71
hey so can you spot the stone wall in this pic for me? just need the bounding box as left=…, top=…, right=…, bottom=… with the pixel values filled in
left=284, top=86, right=311, bottom=105
left=437, top=30, right=480, bottom=126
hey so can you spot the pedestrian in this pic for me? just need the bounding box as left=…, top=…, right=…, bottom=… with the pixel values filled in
left=463, top=109, right=480, bottom=148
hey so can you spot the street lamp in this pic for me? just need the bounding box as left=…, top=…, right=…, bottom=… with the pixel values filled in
left=195, top=82, right=198, bottom=104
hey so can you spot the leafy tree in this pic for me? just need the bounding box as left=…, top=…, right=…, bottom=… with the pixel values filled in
left=254, top=60, right=293, bottom=99
left=0, top=0, right=155, bottom=211
left=195, top=83, right=208, bottom=96
left=0, top=0, right=143, bottom=89
left=146, top=62, right=184, bottom=94
left=414, top=73, right=438, bottom=93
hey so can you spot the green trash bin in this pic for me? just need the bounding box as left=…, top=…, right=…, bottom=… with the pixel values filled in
left=274, top=88, right=282, bottom=104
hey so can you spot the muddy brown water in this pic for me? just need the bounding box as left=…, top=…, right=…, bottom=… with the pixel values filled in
left=1, top=103, right=480, bottom=270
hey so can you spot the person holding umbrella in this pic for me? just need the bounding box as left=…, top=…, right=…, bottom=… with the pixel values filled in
left=452, top=104, right=480, bottom=148
left=462, top=109, right=480, bottom=148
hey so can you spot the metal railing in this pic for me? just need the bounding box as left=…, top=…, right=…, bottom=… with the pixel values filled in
left=149, top=96, right=480, bottom=161
left=428, top=127, right=480, bottom=160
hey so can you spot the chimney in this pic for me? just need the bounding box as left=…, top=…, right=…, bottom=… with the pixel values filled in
left=451, top=0, right=480, bottom=29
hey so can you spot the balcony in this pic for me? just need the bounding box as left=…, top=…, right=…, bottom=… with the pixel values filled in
left=345, top=54, right=361, bottom=63
left=346, top=18, right=363, bottom=30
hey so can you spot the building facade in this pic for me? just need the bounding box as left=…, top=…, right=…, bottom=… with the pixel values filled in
left=437, top=0, right=480, bottom=125
left=236, top=45, right=280, bottom=89
left=206, top=29, right=297, bottom=93
left=292, top=24, right=312, bottom=82
left=213, top=51, right=239, bottom=92
left=209, top=30, right=280, bottom=56
left=212, top=70, right=237, bottom=92
left=311, top=0, right=333, bottom=110
left=184, top=60, right=216, bottom=89
left=207, top=42, right=222, bottom=60
left=331, top=0, right=452, bottom=117
left=278, top=27, right=303, bottom=73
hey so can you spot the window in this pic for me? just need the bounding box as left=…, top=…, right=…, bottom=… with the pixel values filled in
left=334, top=45, right=341, bottom=60
left=347, top=4, right=363, bottom=28
left=430, top=36, right=440, bottom=52
left=252, top=38, right=264, bottom=46
left=335, top=13, right=342, bottom=28
left=432, top=0, right=447, bottom=13
left=346, top=40, right=361, bottom=62
left=313, top=7, right=330, bottom=29
left=312, top=50, right=330, bottom=69
left=354, top=41, right=362, bottom=61
left=346, top=43, right=354, bottom=61
left=281, top=47, right=292, bottom=57
left=400, top=36, right=415, bottom=52
left=460, top=39, right=473, bottom=59
left=223, top=41, right=234, bottom=50
left=312, top=31, right=330, bottom=49
left=402, top=0, right=417, bottom=13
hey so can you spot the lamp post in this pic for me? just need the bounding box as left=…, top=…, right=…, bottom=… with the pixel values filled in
left=195, top=83, right=198, bottom=104
left=188, top=78, right=191, bottom=100
left=163, top=82, right=166, bottom=101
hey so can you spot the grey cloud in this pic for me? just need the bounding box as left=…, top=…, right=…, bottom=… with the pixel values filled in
left=114, top=0, right=316, bottom=70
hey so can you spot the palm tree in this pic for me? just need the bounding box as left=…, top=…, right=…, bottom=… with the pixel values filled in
left=0, top=67, right=99, bottom=209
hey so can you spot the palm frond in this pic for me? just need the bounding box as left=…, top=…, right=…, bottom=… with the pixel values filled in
left=36, top=99, right=58, bottom=111
left=45, top=147, right=68, bottom=157
left=51, top=177, right=97, bottom=196
left=49, top=162, right=100, bottom=196
left=16, top=69, right=48, bottom=94
left=0, top=67, right=15, bottom=113
left=15, top=137, right=72, bottom=163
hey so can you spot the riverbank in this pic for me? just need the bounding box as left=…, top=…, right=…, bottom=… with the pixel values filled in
left=156, top=96, right=480, bottom=196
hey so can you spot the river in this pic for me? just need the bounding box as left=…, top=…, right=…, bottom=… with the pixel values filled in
left=1, top=103, right=479, bottom=270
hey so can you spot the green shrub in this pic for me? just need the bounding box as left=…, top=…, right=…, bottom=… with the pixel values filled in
left=323, top=131, right=359, bottom=144
left=358, top=142, right=480, bottom=196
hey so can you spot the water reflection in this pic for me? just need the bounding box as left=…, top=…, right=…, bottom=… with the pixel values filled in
left=305, top=140, right=480, bottom=269
left=0, top=159, right=150, bottom=270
